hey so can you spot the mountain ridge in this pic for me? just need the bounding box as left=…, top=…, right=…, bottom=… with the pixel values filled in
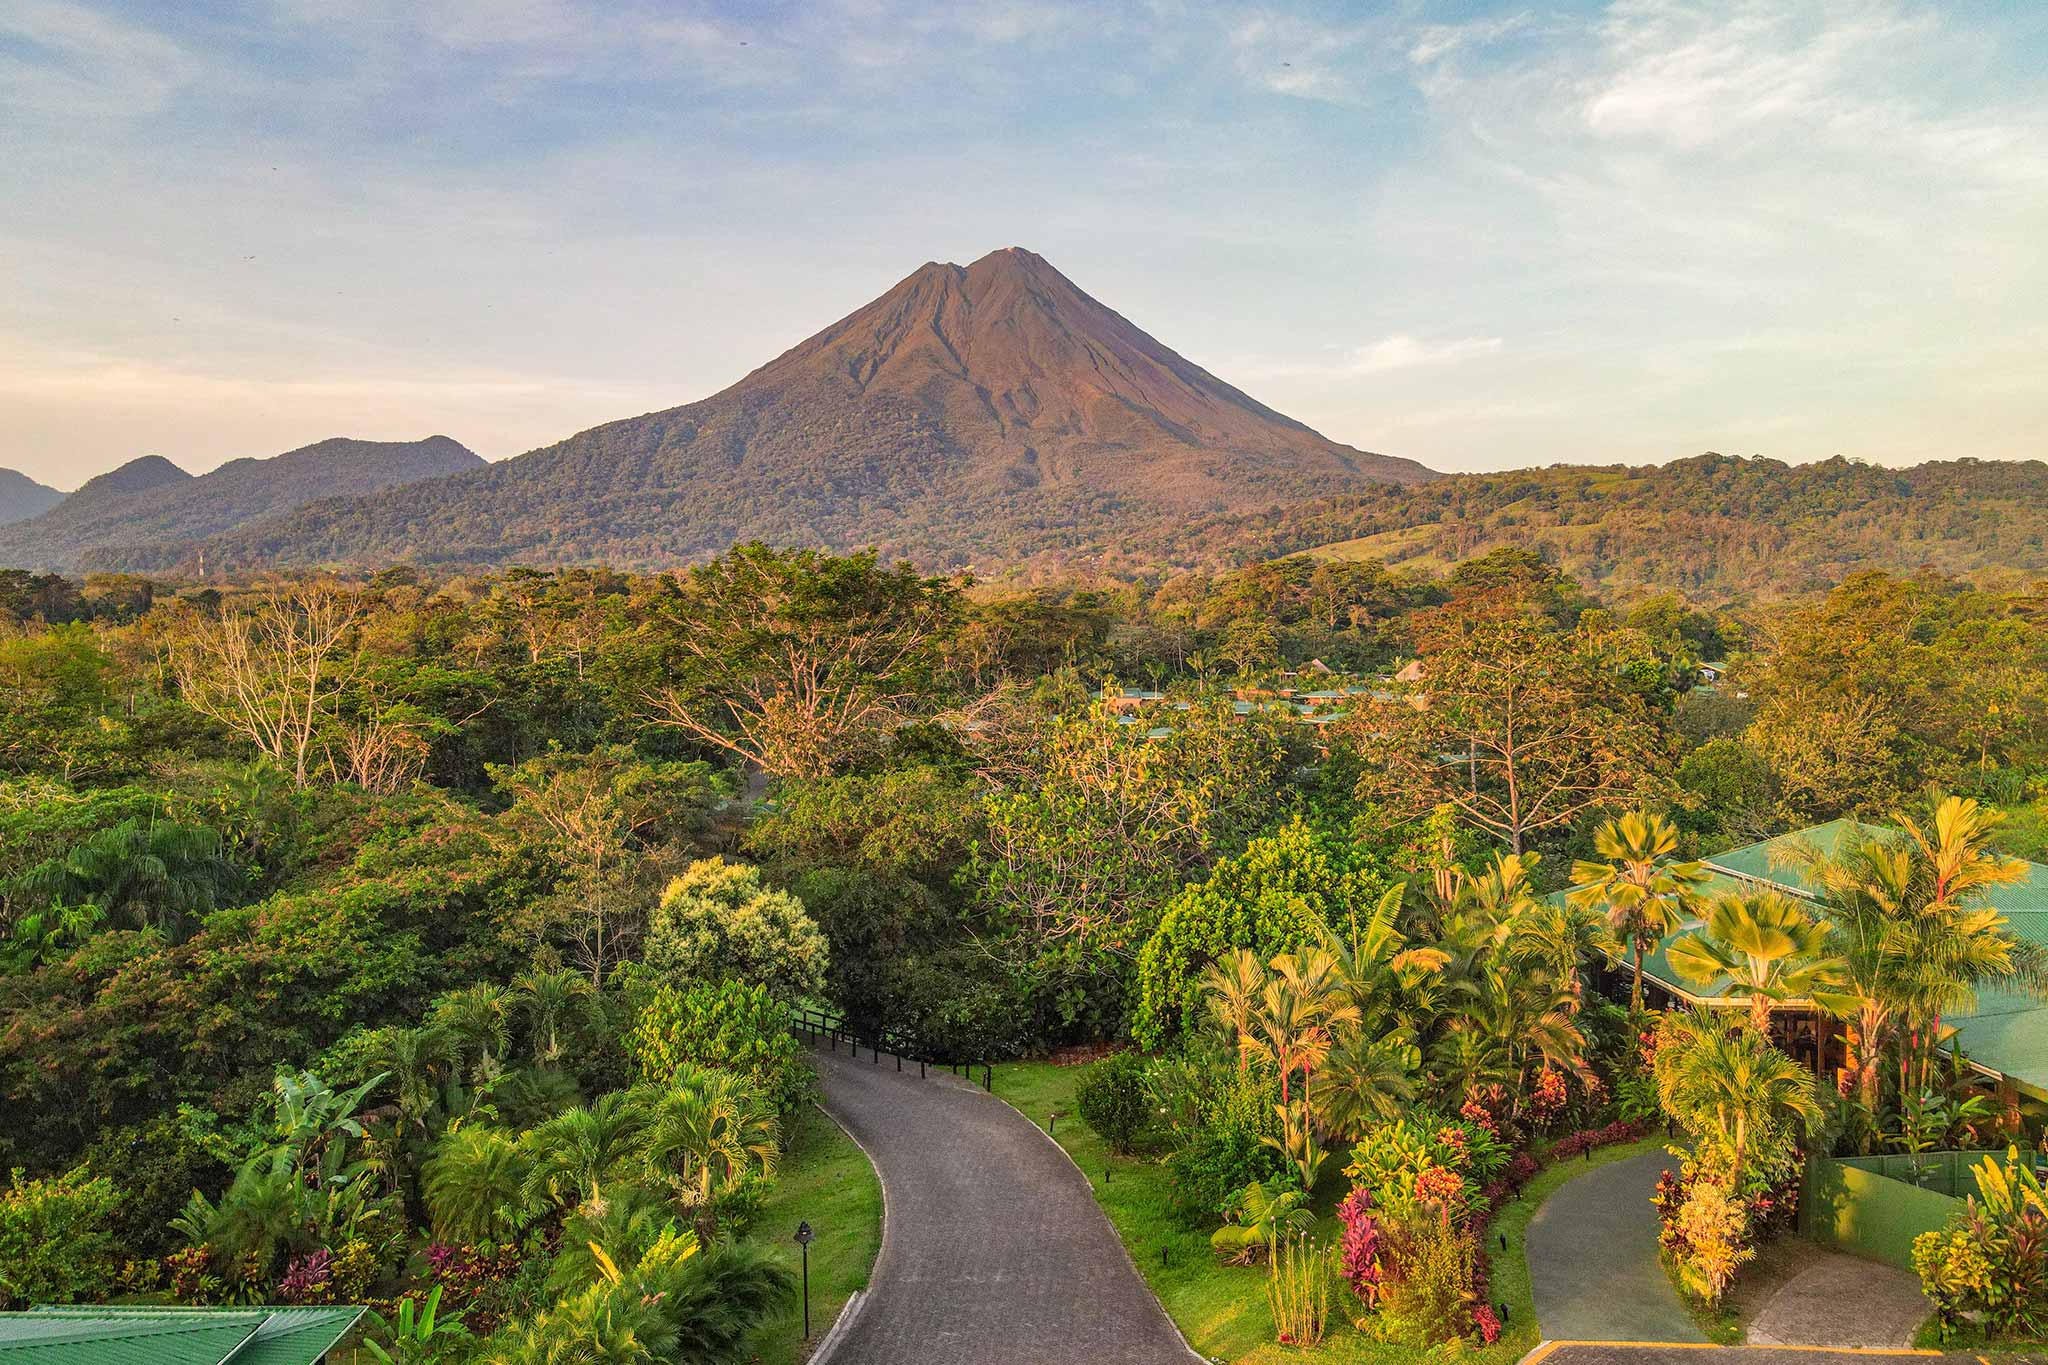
left=183, top=248, right=1431, bottom=572
left=0, top=436, right=483, bottom=572
left=0, top=468, right=64, bottom=528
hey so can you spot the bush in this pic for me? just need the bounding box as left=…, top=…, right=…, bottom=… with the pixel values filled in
left=1170, top=1123, right=1285, bottom=1227
left=1076, top=1051, right=1152, bottom=1155
left=626, top=978, right=809, bottom=1113
left=1377, top=1216, right=1480, bottom=1346
left=643, top=857, right=830, bottom=1001
left=0, top=1165, right=120, bottom=1308
left=1913, top=1147, right=2048, bottom=1340
left=1671, top=1180, right=1753, bottom=1305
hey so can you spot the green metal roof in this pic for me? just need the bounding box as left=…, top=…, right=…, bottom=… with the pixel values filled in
left=0, top=1308, right=364, bottom=1365
left=1579, top=820, right=2048, bottom=1096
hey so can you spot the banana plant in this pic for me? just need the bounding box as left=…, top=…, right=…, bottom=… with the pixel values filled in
left=364, top=1285, right=472, bottom=1364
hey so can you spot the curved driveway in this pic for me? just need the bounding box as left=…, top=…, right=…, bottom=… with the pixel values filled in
left=1526, top=1149, right=1706, bottom=1345
left=814, top=1050, right=1194, bottom=1365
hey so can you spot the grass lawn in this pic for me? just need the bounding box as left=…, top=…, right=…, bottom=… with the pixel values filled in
left=990, top=1059, right=1668, bottom=1364
left=743, top=1099, right=883, bottom=1365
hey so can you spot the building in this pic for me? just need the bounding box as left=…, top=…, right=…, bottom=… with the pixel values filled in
left=1594, top=819, right=2048, bottom=1112
left=0, top=1306, right=365, bottom=1364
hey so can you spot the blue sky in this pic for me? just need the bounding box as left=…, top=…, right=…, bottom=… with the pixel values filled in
left=4, top=0, right=2044, bottom=487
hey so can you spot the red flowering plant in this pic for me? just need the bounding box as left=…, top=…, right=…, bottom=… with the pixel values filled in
left=1471, top=1302, right=1503, bottom=1344
left=1530, top=1069, right=1569, bottom=1128
left=1337, top=1187, right=1384, bottom=1307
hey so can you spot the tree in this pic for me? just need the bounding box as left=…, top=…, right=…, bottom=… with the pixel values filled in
left=1666, top=891, right=1848, bottom=1032
left=14, top=817, right=241, bottom=940
left=643, top=1067, right=779, bottom=1241
left=1655, top=1009, right=1823, bottom=1194
left=643, top=857, right=830, bottom=1001
left=520, top=1091, right=651, bottom=1217
left=1352, top=591, right=1667, bottom=853
left=514, top=967, right=599, bottom=1069
left=0, top=624, right=127, bottom=781
left=166, top=580, right=366, bottom=787
left=1568, top=810, right=1708, bottom=1012
left=1133, top=817, right=1393, bottom=1049
left=1795, top=793, right=2044, bottom=1110
left=424, top=1127, right=533, bottom=1243
left=645, top=545, right=961, bottom=779
left=493, top=746, right=722, bottom=983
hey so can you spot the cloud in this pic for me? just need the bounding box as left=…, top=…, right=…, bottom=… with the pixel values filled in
left=0, top=0, right=203, bottom=122
left=1345, top=335, right=1505, bottom=374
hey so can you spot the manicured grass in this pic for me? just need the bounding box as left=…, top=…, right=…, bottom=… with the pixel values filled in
left=991, top=1060, right=1660, bottom=1363
left=743, top=1099, right=883, bottom=1365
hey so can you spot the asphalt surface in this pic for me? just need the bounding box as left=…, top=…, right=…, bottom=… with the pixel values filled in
left=813, top=1049, right=1195, bottom=1365
left=1530, top=1347, right=1993, bottom=1365
left=1527, top=1149, right=1708, bottom=1345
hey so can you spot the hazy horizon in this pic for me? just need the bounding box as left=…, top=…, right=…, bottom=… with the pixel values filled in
left=7, top=0, right=2045, bottom=489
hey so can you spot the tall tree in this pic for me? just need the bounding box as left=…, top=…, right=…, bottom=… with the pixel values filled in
left=645, top=545, right=961, bottom=779
left=1351, top=590, right=1667, bottom=852
left=1568, top=810, right=1708, bottom=1011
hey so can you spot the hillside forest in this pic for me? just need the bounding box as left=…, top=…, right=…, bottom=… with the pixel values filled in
left=3, top=543, right=2047, bottom=1358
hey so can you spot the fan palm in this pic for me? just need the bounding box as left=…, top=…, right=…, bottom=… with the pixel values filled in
left=1666, top=891, right=1851, bottom=1032
left=1568, top=810, right=1708, bottom=1011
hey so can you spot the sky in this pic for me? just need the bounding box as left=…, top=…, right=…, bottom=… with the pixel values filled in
left=4, top=0, right=2045, bottom=489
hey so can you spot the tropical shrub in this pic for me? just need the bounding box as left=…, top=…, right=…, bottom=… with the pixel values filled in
left=1375, top=1215, right=1481, bottom=1346
left=643, top=857, right=830, bottom=1001
left=1669, top=1179, right=1753, bottom=1305
left=1336, top=1187, right=1383, bottom=1307
left=1076, top=1050, right=1152, bottom=1155
left=626, top=978, right=808, bottom=1113
left=1913, top=1146, right=2048, bottom=1340
left=1132, top=817, right=1390, bottom=1048
left=1209, top=1179, right=1314, bottom=1264
left=1266, top=1233, right=1336, bottom=1348
left=0, top=1165, right=120, bottom=1308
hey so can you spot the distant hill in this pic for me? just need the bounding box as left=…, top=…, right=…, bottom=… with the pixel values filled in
left=194, top=248, right=1432, bottom=572
left=1104, top=453, right=2048, bottom=600
left=0, top=437, right=484, bottom=572
left=0, top=469, right=63, bottom=528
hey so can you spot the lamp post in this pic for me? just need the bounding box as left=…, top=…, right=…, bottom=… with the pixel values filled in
left=794, top=1220, right=816, bottom=1340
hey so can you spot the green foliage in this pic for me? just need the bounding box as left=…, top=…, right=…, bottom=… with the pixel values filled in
left=1075, top=1051, right=1153, bottom=1155
left=625, top=979, right=808, bottom=1114
left=644, top=857, right=829, bottom=1001
left=1208, top=1179, right=1315, bottom=1263
left=0, top=1165, right=119, bottom=1309
left=1915, top=1146, right=2048, bottom=1341
left=1133, top=816, right=1390, bottom=1049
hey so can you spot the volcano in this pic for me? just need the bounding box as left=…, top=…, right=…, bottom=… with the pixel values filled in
left=196, top=248, right=1433, bottom=572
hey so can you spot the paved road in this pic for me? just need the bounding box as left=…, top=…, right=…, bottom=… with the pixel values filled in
left=1748, top=1246, right=1932, bottom=1348
left=1527, top=1150, right=1707, bottom=1345
left=1530, top=1347, right=1984, bottom=1365
left=813, top=1050, right=1194, bottom=1365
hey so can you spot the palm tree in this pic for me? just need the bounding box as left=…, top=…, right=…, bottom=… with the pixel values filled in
left=1569, top=810, right=1708, bottom=1012
left=368, top=1025, right=460, bottom=1134
left=1248, top=946, right=1360, bottom=1116
left=1519, top=898, right=1622, bottom=1009
left=514, top=967, right=599, bottom=1069
left=1319, top=1029, right=1418, bottom=1138
left=521, top=1090, right=651, bottom=1217
left=16, top=817, right=241, bottom=939
left=643, top=1067, right=780, bottom=1241
left=1794, top=793, right=2042, bottom=1110
left=1656, top=1008, right=1824, bottom=1192
left=433, top=983, right=513, bottom=1087
left=424, top=1126, right=534, bottom=1242
left=1666, top=891, right=1850, bottom=1033
left=1200, top=948, right=1267, bottom=1070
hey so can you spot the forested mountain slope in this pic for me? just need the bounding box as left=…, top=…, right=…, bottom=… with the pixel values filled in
left=0, top=437, right=483, bottom=572
left=0, top=468, right=63, bottom=527
left=1102, top=453, right=2048, bottom=600
left=189, top=248, right=1430, bottom=573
